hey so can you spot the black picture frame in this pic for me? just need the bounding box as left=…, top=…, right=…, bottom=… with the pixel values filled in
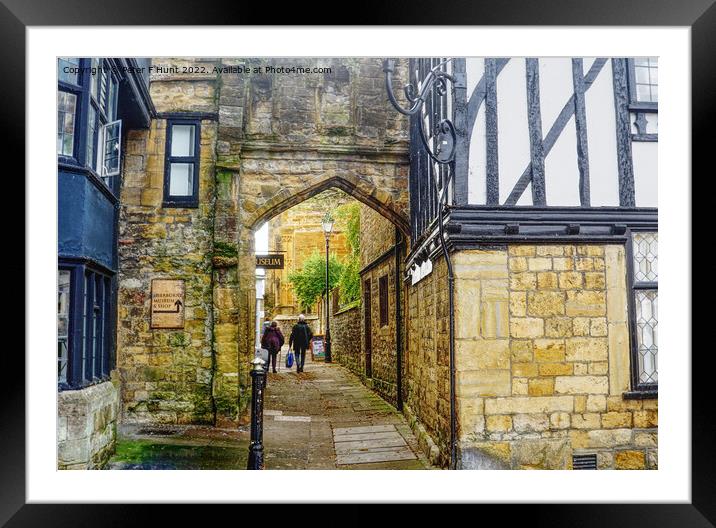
left=9, top=0, right=708, bottom=523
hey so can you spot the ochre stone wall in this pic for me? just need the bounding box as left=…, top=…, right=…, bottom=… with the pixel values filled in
left=356, top=204, right=403, bottom=405
left=360, top=205, right=396, bottom=267
left=57, top=380, right=120, bottom=469
left=405, top=256, right=452, bottom=467
left=330, top=303, right=361, bottom=374
left=453, top=245, right=657, bottom=470
left=360, top=257, right=399, bottom=405
left=117, top=59, right=220, bottom=424
left=264, top=190, right=352, bottom=319
left=117, top=57, right=410, bottom=426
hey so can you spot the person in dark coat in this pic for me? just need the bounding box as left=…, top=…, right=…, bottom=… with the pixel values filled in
left=289, top=314, right=313, bottom=373
left=261, top=320, right=284, bottom=373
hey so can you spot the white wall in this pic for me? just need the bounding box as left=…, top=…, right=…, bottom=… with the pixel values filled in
left=463, top=57, right=657, bottom=208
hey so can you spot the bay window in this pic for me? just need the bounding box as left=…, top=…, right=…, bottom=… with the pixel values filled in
left=57, top=57, right=123, bottom=192
left=57, top=263, right=114, bottom=390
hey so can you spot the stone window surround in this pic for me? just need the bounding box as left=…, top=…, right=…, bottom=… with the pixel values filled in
left=162, top=116, right=201, bottom=208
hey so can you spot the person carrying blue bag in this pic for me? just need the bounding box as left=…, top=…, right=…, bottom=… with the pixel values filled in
left=288, top=314, right=313, bottom=374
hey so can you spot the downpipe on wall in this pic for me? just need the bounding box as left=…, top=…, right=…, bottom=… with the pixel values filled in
left=436, top=190, right=457, bottom=470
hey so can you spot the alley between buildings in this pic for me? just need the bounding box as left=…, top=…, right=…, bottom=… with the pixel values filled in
left=108, top=356, right=432, bottom=470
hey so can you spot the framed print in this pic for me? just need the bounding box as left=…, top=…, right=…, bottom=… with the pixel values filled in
left=9, top=0, right=710, bottom=522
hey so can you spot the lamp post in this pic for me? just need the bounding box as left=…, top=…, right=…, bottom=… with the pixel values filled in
left=322, top=213, right=334, bottom=363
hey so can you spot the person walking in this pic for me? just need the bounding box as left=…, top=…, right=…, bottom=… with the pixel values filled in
left=289, top=314, right=313, bottom=373
left=261, top=320, right=284, bottom=373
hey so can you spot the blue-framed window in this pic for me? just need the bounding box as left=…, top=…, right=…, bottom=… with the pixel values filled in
left=627, top=57, right=658, bottom=111
left=58, top=262, right=115, bottom=390
left=57, top=58, right=83, bottom=161
left=163, top=119, right=201, bottom=207
left=57, top=57, right=122, bottom=195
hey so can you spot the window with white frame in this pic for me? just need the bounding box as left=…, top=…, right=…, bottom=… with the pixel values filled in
left=629, top=231, right=658, bottom=393
left=632, top=57, right=658, bottom=103
left=627, top=57, right=658, bottom=111
left=87, top=59, right=122, bottom=186
left=163, top=119, right=201, bottom=206
left=57, top=57, right=81, bottom=157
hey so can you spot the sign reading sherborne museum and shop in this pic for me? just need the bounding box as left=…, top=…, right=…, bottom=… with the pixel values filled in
left=151, top=279, right=185, bottom=329
left=256, top=254, right=284, bottom=269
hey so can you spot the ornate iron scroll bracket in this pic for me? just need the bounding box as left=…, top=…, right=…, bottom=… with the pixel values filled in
left=383, top=58, right=457, bottom=165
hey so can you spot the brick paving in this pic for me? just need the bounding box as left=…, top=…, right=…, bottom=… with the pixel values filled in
left=107, top=355, right=432, bottom=470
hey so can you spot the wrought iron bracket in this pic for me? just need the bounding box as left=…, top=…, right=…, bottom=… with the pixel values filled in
left=383, top=58, right=457, bottom=164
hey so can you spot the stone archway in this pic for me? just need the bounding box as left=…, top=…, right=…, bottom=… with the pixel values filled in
left=210, top=164, right=409, bottom=427
left=246, top=173, right=410, bottom=236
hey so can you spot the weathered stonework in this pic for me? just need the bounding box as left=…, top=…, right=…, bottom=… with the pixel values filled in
left=331, top=303, right=361, bottom=373
left=117, top=57, right=409, bottom=426
left=453, top=244, right=657, bottom=470
left=264, top=190, right=352, bottom=320
left=405, top=256, right=452, bottom=468
left=58, top=380, right=120, bottom=469
left=356, top=205, right=402, bottom=404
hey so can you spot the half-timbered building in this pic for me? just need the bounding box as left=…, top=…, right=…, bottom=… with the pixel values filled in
left=390, top=57, right=658, bottom=469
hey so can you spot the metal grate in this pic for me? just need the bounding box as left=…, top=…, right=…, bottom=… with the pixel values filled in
left=573, top=454, right=597, bottom=470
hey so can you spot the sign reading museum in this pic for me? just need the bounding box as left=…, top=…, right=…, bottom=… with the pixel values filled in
left=151, top=279, right=185, bottom=329
left=256, top=254, right=284, bottom=269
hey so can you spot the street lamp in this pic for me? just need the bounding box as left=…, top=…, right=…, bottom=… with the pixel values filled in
left=322, top=213, right=334, bottom=363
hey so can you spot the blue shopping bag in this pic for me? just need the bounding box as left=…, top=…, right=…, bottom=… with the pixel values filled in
left=286, top=349, right=294, bottom=368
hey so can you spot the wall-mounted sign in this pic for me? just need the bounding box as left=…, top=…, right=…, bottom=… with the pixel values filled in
left=256, top=254, right=284, bottom=269
left=151, top=279, right=185, bottom=329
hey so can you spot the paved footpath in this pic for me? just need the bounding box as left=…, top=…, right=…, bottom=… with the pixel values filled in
left=108, top=355, right=433, bottom=470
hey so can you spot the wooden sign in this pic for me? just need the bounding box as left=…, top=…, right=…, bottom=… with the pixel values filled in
left=151, top=279, right=185, bottom=329
left=256, top=254, right=284, bottom=269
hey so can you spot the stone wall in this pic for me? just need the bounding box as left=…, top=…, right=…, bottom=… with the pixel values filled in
left=357, top=203, right=402, bottom=405
left=58, top=380, right=120, bottom=469
left=264, top=190, right=352, bottom=318
left=360, top=205, right=395, bottom=267
left=117, top=59, right=220, bottom=425
left=405, top=256, right=452, bottom=467
left=453, top=245, right=657, bottom=470
left=116, top=57, right=410, bottom=427
left=330, top=303, right=361, bottom=374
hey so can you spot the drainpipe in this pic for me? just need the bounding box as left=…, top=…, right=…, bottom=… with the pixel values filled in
left=394, top=227, right=403, bottom=411
left=436, top=199, right=457, bottom=470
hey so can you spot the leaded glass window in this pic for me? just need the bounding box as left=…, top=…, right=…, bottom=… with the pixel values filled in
left=633, top=57, right=658, bottom=103
left=58, top=57, right=80, bottom=85
left=57, top=91, right=77, bottom=156
left=58, top=270, right=71, bottom=384
left=630, top=231, right=658, bottom=389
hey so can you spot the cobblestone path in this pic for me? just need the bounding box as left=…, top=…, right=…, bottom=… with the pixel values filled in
left=108, top=356, right=432, bottom=470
